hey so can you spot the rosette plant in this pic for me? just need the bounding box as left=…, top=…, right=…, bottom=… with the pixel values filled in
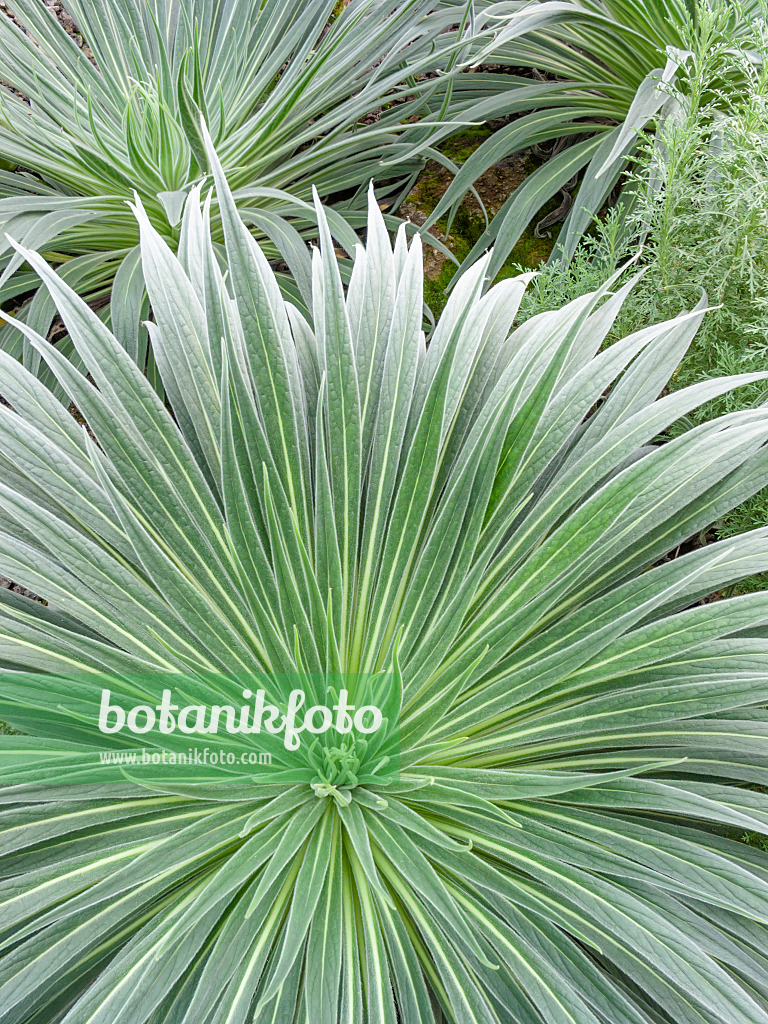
left=1, top=138, right=768, bottom=1023
left=0, top=0, right=492, bottom=375
left=428, top=0, right=764, bottom=277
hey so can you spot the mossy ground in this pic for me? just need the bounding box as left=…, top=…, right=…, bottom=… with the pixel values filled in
left=399, top=129, right=557, bottom=318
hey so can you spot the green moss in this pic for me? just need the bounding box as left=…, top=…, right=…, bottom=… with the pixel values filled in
left=407, top=169, right=447, bottom=212
left=423, top=257, right=458, bottom=318
left=500, top=229, right=552, bottom=272
left=419, top=198, right=557, bottom=318
left=439, top=127, right=495, bottom=165
left=407, top=134, right=568, bottom=320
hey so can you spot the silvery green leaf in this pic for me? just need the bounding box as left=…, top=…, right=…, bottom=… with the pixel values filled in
left=0, top=154, right=767, bottom=1024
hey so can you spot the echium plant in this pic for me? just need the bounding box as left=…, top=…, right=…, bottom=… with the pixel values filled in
left=2, top=136, right=768, bottom=1023
left=0, top=0, right=493, bottom=376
